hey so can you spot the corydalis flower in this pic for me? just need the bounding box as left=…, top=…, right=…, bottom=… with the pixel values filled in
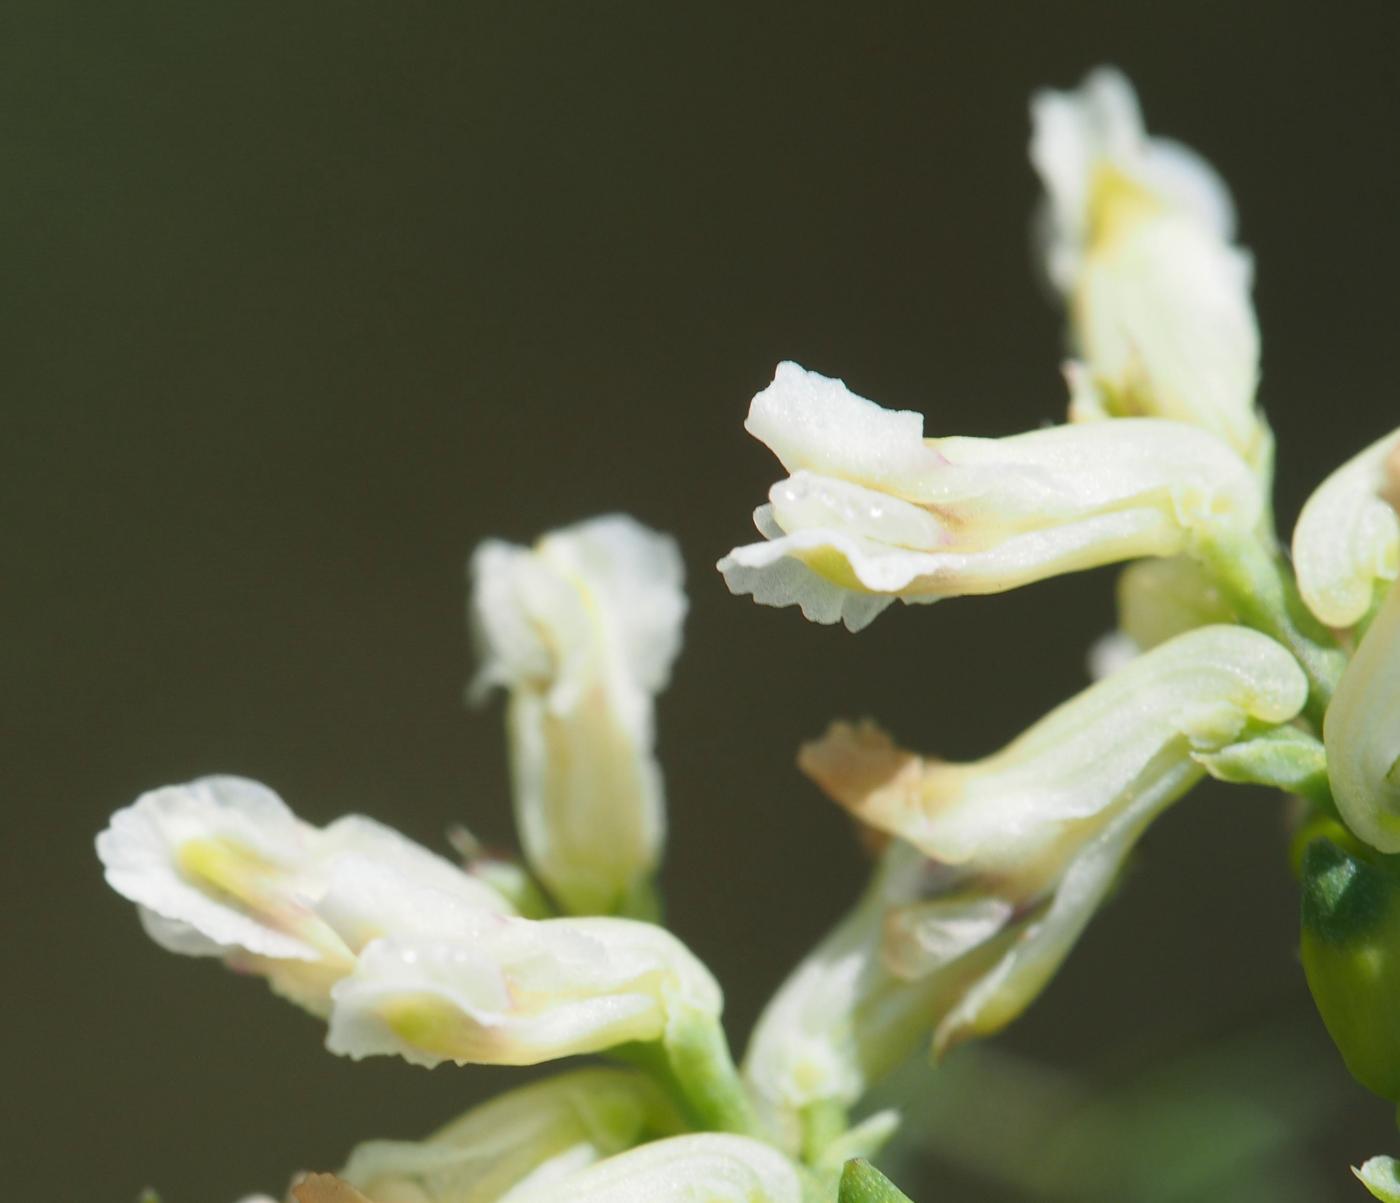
left=338, top=1068, right=682, bottom=1202
left=813, top=625, right=1304, bottom=884
left=96, top=776, right=513, bottom=1013
left=471, top=515, right=685, bottom=915
left=98, top=777, right=721, bottom=1069
left=718, top=362, right=1259, bottom=631
left=1293, top=427, right=1400, bottom=629
left=745, top=627, right=1306, bottom=1113
left=1032, top=68, right=1268, bottom=470
left=285, top=1135, right=805, bottom=1203
left=499, top=1134, right=803, bottom=1203
left=328, top=911, right=720, bottom=1068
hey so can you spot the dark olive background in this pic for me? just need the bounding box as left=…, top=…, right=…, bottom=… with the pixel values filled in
left=8, top=3, right=1400, bottom=1199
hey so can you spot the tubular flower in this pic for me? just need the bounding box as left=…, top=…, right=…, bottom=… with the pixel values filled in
left=1325, top=581, right=1400, bottom=853
left=327, top=911, right=722, bottom=1068
left=1032, top=67, right=1268, bottom=471
left=337, top=1068, right=683, bottom=1203
left=1293, top=427, right=1400, bottom=629
left=717, top=363, right=1259, bottom=631
left=98, top=778, right=722, bottom=1070
left=497, top=1134, right=804, bottom=1203
left=748, top=626, right=1307, bottom=1100
left=470, top=514, right=686, bottom=915
left=96, top=776, right=513, bottom=1013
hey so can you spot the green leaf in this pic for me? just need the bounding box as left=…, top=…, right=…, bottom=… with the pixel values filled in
left=838, top=1159, right=915, bottom=1203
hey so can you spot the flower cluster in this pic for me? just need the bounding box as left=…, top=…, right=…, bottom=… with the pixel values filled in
left=99, top=69, right=1400, bottom=1203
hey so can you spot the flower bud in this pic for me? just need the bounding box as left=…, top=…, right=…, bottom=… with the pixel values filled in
left=1355, top=1155, right=1400, bottom=1202
left=96, top=777, right=513, bottom=1013
left=498, top=1134, right=804, bottom=1203
left=1116, top=556, right=1234, bottom=653
left=470, top=515, right=685, bottom=914
left=1293, top=427, right=1400, bottom=629
left=718, top=363, right=1259, bottom=630
left=1299, top=832, right=1400, bottom=1103
left=1088, top=555, right=1234, bottom=678
left=1325, top=580, right=1400, bottom=852
left=742, top=841, right=931, bottom=1116
left=1031, top=68, right=1268, bottom=469
left=338, top=1068, right=682, bottom=1203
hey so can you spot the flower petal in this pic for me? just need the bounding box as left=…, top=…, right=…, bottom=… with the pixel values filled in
left=1293, top=427, right=1400, bottom=628
left=340, top=1068, right=681, bottom=1203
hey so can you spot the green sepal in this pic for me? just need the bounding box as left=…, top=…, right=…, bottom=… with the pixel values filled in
left=1192, top=725, right=1331, bottom=808
left=838, top=1159, right=916, bottom=1203
left=1355, top=1155, right=1400, bottom=1201
left=1300, top=836, right=1400, bottom=1100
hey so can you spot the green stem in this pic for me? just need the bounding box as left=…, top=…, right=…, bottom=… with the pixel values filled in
left=1197, top=533, right=1346, bottom=730
left=662, top=1007, right=762, bottom=1137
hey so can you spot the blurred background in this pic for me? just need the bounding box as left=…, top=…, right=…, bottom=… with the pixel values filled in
left=8, top=3, right=1400, bottom=1199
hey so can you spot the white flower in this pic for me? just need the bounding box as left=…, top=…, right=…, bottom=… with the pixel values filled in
left=718, top=362, right=1260, bottom=630
left=1031, top=67, right=1234, bottom=294
left=470, top=515, right=686, bottom=915
left=96, top=776, right=513, bottom=1013
left=327, top=913, right=721, bottom=1068
left=745, top=627, right=1306, bottom=1111
left=497, top=1134, right=804, bottom=1203
left=813, top=626, right=1304, bottom=874
left=1032, top=68, right=1267, bottom=469
left=1293, top=427, right=1400, bottom=628
left=100, top=778, right=724, bottom=1069
left=1325, top=581, right=1400, bottom=853
left=339, top=1068, right=682, bottom=1203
